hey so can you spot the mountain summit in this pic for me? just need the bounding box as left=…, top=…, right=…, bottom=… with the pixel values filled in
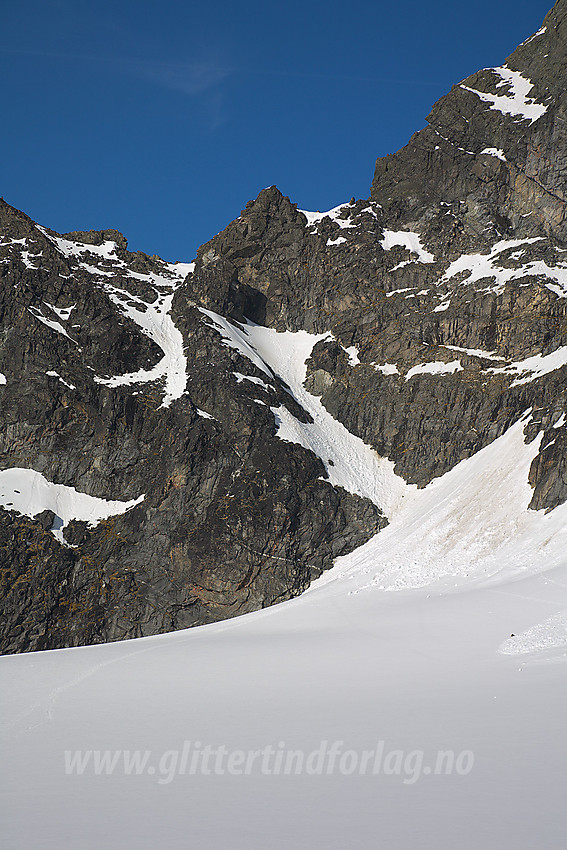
left=1, top=1, right=566, bottom=652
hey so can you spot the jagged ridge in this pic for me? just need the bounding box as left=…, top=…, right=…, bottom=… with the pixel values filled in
left=1, top=1, right=566, bottom=652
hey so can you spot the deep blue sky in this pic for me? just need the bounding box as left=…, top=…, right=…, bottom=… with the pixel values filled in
left=1, top=0, right=553, bottom=261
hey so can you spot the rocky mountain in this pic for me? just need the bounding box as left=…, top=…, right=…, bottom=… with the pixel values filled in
left=1, top=0, right=567, bottom=653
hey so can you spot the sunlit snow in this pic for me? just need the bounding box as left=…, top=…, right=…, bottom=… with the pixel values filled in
left=438, top=238, right=567, bottom=298
left=34, top=227, right=194, bottom=408
left=405, top=360, right=463, bottom=380
left=343, top=345, right=360, bottom=366
left=373, top=363, right=399, bottom=375
left=500, top=609, right=567, bottom=655
left=0, top=467, right=144, bottom=543
left=520, top=25, right=547, bottom=47
left=233, top=372, right=272, bottom=389
left=3, top=410, right=567, bottom=850
left=443, top=344, right=506, bottom=361
left=461, top=65, right=548, bottom=124
left=202, top=311, right=411, bottom=517
left=44, top=302, right=75, bottom=321
left=299, top=202, right=356, bottom=229
left=46, top=370, right=76, bottom=390
left=28, top=306, right=77, bottom=343
left=94, top=269, right=189, bottom=408
left=481, top=147, right=507, bottom=161
left=36, top=226, right=121, bottom=261
left=487, top=346, right=567, bottom=386
left=380, top=229, right=435, bottom=264
left=314, top=416, right=567, bottom=593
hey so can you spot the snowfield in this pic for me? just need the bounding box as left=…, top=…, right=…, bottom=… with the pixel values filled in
left=2, top=317, right=566, bottom=849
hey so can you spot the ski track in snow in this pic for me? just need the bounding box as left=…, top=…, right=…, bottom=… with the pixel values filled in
left=5, top=28, right=567, bottom=848
left=4, top=311, right=567, bottom=849
left=14, top=224, right=567, bottom=645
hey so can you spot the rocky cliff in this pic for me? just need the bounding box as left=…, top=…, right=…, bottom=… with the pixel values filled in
left=1, top=0, right=566, bottom=652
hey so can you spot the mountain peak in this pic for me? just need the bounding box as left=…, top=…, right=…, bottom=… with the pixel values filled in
left=1, top=4, right=567, bottom=653
left=371, top=3, right=567, bottom=244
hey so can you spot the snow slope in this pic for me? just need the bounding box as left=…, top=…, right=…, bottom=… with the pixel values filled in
left=313, top=416, right=567, bottom=593
left=94, top=266, right=192, bottom=408
left=34, top=224, right=193, bottom=408
left=0, top=467, right=144, bottom=542
left=2, top=322, right=567, bottom=849
left=202, top=312, right=411, bottom=516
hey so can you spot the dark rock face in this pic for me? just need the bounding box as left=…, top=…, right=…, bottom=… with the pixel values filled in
left=1, top=1, right=567, bottom=652
left=0, top=200, right=384, bottom=652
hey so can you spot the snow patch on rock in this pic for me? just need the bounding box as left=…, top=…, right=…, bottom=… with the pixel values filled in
left=461, top=65, right=548, bottom=124
left=405, top=360, right=463, bottom=380
left=94, top=270, right=189, bottom=408
left=380, top=230, right=435, bottom=264
left=0, top=468, right=144, bottom=543
left=487, top=346, right=567, bottom=386
left=481, top=147, right=507, bottom=161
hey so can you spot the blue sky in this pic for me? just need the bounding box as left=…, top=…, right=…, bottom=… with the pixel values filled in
left=1, top=0, right=553, bottom=261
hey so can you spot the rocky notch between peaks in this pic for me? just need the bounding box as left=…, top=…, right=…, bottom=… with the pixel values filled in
left=1, top=0, right=567, bottom=652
